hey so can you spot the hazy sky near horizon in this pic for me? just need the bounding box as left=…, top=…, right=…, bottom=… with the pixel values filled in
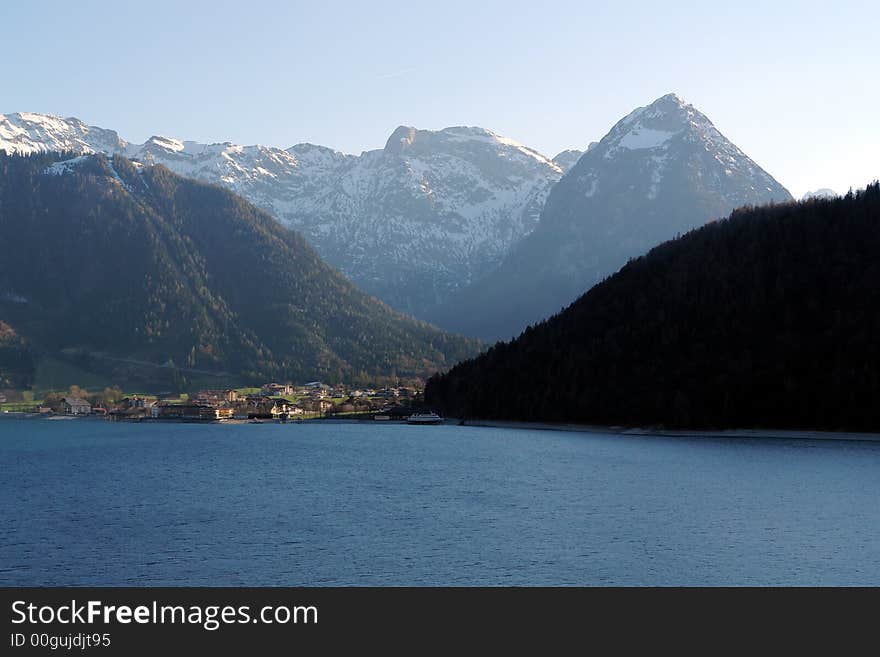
left=3, top=0, right=877, bottom=197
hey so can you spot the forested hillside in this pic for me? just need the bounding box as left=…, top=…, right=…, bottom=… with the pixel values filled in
left=426, top=184, right=880, bottom=431
left=0, top=152, right=479, bottom=389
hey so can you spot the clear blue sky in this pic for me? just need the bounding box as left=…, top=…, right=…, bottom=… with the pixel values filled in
left=3, top=0, right=877, bottom=197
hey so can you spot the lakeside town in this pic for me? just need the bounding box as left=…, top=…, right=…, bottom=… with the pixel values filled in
left=0, top=381, right=431, bottom=423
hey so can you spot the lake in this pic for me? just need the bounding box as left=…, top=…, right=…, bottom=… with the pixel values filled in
left=1, top=418, right=879, bottom=585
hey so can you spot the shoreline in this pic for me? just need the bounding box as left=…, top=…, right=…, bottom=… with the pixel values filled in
left=4, top=411, right=880, bottom=442
left=455, top=419, right=880, bottom=442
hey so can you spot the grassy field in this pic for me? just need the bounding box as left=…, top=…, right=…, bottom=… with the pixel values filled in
left=30, top=355, right=252, bottom=397
left=0, top=401, right=38, bottom=413
left=32, top=356, right=110, bottom=394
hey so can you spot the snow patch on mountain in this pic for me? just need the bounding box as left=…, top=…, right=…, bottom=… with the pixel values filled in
left=44, top=155, right=91, bottom=175
left=617, top=127, right=675, bottom=151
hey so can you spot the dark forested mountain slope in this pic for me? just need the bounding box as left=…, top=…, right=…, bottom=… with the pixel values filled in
left=0, top=152, right=479, bottom=388
left=429, top=94, right=792, bottom=341
left=426, top=184, right=880, bottom=431
left=0, top=320, right=34, bottom=388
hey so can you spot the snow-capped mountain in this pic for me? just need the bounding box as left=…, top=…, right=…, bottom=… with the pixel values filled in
left=0, top=112, right=128, bottom=155
left=428, top=93, right=794, bottom=340
left=280, top=126, right=565, bottom=315
left=0, top=112, right=566, bottom=317
left=802, top=188, right=838, bottom=201
left=551, top=149, right=584, bottom=172
left=552, top=142, right=599, bottom=172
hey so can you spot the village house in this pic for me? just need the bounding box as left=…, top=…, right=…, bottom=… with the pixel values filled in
left=298, top=398, right=333, bottom=414
left=61, top=396, right=91, bottom=415
left=120, top=396, right=152, bottom=409
left=304, top=383, right=330, bottom=399
left=238, top=396, right=298, bottom=419
left=110, top=397, right=156, bottom=421
left=261, top=383, right=294, bottom=397
left=196, top=389, right=239, bottom=403
left=214, top=407, right=234, bottom=420
left=303, top=381, right=331, bottom=394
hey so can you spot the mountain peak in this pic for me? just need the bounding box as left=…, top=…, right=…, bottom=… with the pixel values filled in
left=619, top=92, right=699, bottom=128
left=552, top=149, right=584, bottom=172
left=624, top=93, right=692, bottom=121
left=143, top=135, right=185, bottom=152
left=384, top=125, right=418, bottom=153
left=4, top=111, right=82, bottom=128
left=593, top=93, right=732, bottom=163
left=568, top=93, right=790, bottom=205
left=287, top=142, right=354, bottom=168
left=654, top=92, right=688, bottom=106
left=0, top=111, right=128, bottom=156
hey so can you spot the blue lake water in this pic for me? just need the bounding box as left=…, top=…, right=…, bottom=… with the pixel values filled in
left=1, top=417, right=879, bottom=585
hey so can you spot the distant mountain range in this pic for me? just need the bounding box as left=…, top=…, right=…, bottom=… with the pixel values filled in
left=0, top=112, right=571, bottom=317
left=1, top=95, right=796, bottom=342
left=426, top=183, right=880, bottom=431
left=0, top=152, right=479, bottom=389
left=802, top=188, right=838, bottom=201
left=427, top=94, right=793, bottom=340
